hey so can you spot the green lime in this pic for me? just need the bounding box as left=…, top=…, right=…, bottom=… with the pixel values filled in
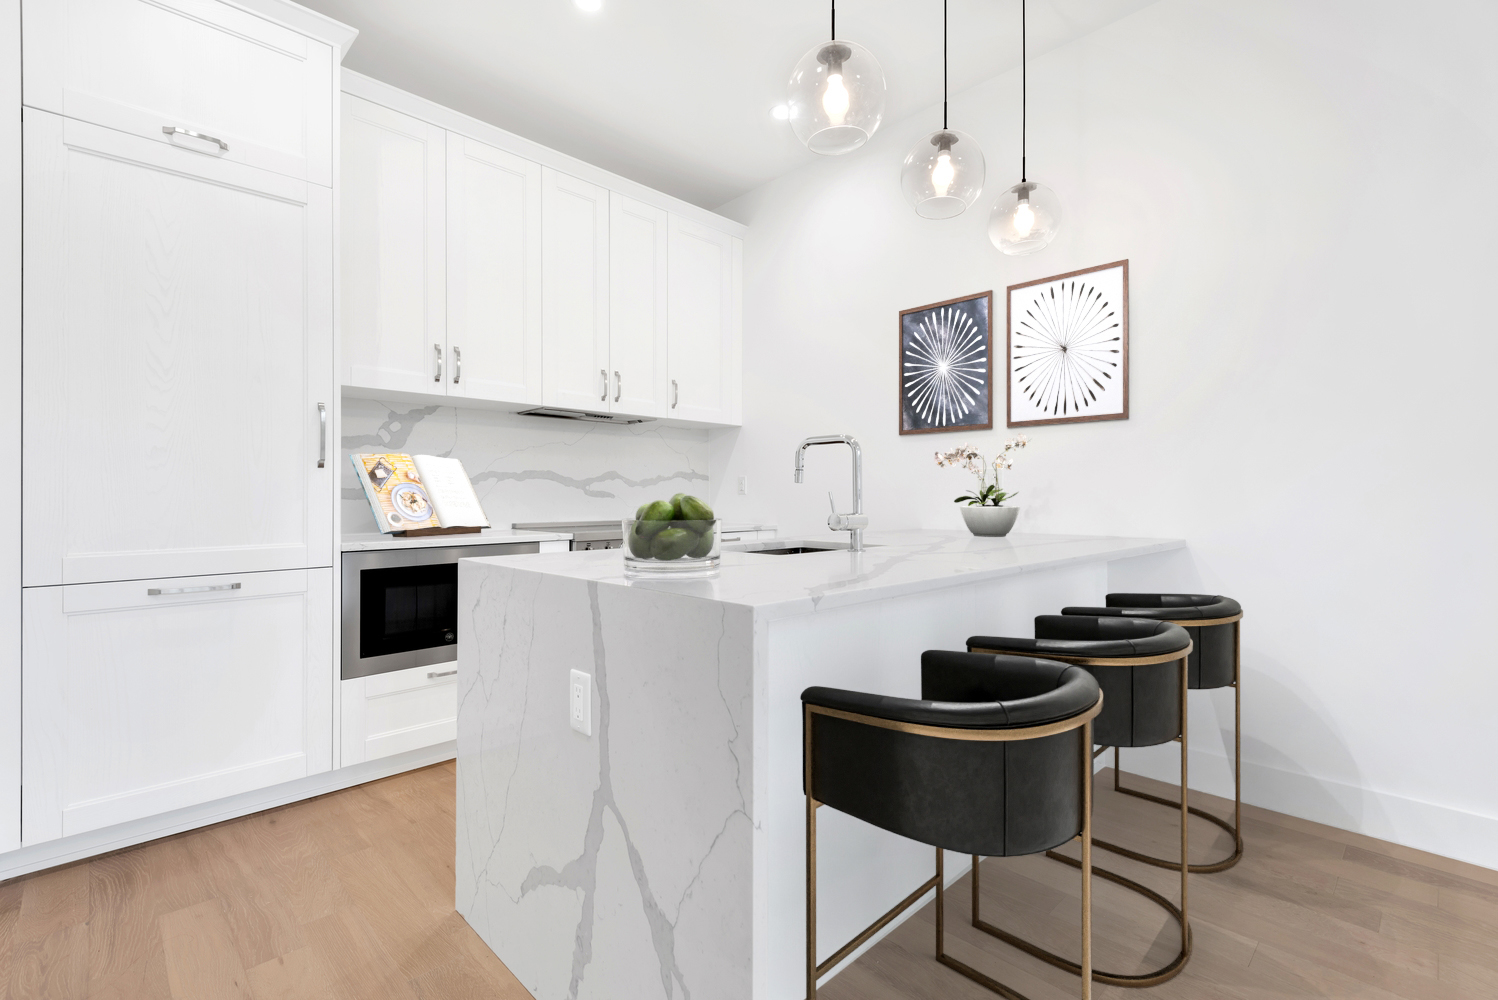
left=636, top=500, right=675, bottom=538
left=679, top=496, right=713, bottom=521
left=688, top=528, right=716, bottom=558
left=627, top=524, right=654, bottom=558
left=651, top=527, right=695, bottom=561
left=669, top=493, right=689, bottom=518
left=676, top=519, right=712, bottom=535
left=635, top=503, right=650, bottom=520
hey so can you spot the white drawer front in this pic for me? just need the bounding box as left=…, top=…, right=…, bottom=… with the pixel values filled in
left=24, top=0, right=333, bottom=184
left=22, top=568, right=333, bottom=844
left=340, top=664, right=457, bottom=766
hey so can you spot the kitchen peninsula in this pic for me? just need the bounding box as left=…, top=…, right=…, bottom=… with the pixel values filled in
left=455, top=531, right=1184, bottom=1000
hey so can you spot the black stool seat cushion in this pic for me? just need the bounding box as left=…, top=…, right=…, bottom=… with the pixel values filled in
left=802, top=653, right=1099, bottom=858
left=967, top=616, right=1190, bottom=749
left=1061, top=593, right=1240, bottom=689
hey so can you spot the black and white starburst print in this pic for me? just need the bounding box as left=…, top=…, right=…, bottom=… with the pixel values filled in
left=903, top=305, right=989, bottom=428
left=1013, top=279, right=1122, bottom=417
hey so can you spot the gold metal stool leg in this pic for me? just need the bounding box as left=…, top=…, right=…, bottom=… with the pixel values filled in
left=1107, top=619, right=1244, bottom=873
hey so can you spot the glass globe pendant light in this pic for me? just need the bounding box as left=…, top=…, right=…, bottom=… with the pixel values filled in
left=787, top=0, right=887, bottom=155
left=900, top=0, right=984, bottom=219
left=989, top=0, right=1062, bottom=254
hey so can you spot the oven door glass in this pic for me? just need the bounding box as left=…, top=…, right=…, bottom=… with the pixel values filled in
left=358, top=563, right=459, bottom=660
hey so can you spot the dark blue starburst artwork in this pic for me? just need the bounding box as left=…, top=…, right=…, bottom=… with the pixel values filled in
left=899, top=291, right=993, bottom=435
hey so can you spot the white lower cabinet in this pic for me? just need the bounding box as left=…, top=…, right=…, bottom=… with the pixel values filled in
left=340, top=663, right=457, bottom=766
left=21, top=569, right=333, bottom=845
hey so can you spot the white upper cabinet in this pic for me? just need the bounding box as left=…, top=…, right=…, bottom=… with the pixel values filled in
left=341, top=96, right=446, bottom=394
left=609, top=195, right=670, bottom=418
left=541, top=169, right=611, bottom=411
left=669, top=216, right=742, bottom=424
left=446, top=133, right=543, bottom=405
left=22, top=0, right=335, bottom=184
left=23, top=113, right=334, bottom=588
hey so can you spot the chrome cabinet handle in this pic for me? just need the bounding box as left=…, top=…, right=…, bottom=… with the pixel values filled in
left=317, top=403, right=326, bottom=468
left=148, top=582, right=241, bottom=596
left=434, top=344, right=443, bottom=383
left=614, top=371, right=621, bottom=402
left=600, top=368, right=608, bottom=402
left=428, top=669, right=458, bottom=679
left=162, top=126, right=228, bottom=153
left=671, top=379, right=679, bottom=409
left=453, top=346, right=462, bottom=384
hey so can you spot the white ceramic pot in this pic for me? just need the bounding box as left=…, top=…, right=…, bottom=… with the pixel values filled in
left=960, top=505, right=1020, bottom=537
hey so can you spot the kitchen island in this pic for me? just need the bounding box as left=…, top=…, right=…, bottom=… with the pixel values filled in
left=455, top=531, right=1184, bottom=1000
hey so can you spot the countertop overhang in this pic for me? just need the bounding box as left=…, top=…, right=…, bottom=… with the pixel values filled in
left=463, top=530, right=1185, bottom=618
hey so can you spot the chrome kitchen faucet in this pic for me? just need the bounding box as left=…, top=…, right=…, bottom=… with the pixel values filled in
left=793, top=435, right=868, bottom=552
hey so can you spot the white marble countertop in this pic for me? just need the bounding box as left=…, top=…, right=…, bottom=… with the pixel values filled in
left=340, top=528, right=570, bottom=552
left=464, top=530, right=1185, bottom=618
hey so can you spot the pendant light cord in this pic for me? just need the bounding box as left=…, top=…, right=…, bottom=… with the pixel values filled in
left=1021, top=0, right=1027, bottom=182
left=942, top=0, right=948, bottom=130
left=831, top=0, right=835, bottom=39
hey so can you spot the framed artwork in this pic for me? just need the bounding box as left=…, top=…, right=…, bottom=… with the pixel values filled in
left=898, top=290, right=994, bottom=435
left=1007, top=260, right=1129, bottom=427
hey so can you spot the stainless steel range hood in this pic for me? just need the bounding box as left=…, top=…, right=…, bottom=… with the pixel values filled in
left=516, top=406, right=655, bottom=425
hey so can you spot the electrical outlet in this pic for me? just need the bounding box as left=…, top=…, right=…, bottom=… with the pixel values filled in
left=569, top=669, right=592, bottom=736
left=737, top=476, right=749, bottom=495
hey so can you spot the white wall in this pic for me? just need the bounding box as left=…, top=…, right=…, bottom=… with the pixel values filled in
left=711, top=0, right=1498, bottom=868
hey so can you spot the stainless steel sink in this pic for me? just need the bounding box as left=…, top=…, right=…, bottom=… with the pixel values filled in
left=728, top=540, right=871, bottom=556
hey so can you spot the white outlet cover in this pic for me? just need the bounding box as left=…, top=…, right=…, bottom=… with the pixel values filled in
left=569, top=669, right=592, bottom=736
left=737, top=476, right=749, bottom=495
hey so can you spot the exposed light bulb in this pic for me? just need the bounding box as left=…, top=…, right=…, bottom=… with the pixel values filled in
left=931, top=152, right=955, bottom=198
left=822, top=72, right=850, bottom=125
left=1012, top=198, right=1036, bottom=237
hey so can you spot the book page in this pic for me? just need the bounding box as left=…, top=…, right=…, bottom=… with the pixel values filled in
left=412, top=455, right=491, bottom=528
left=351, top=453, right=442, bottom=533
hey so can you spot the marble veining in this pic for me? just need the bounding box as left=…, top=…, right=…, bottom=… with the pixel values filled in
left=341, top=398, right=710, bottom=531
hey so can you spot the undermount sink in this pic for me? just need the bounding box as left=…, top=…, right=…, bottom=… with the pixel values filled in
left=728, top=540, right=873, bottom=556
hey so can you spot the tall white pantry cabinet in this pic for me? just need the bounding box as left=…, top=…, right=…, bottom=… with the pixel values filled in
left=9, top=0, right=354, bottom=855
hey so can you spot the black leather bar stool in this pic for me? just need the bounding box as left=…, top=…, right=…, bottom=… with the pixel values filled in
left=1062, top=594, right=1245, bottom=872
left=966, top=616, right=1193, bottom=987
left=803, top=651, right=1103, bottom=1000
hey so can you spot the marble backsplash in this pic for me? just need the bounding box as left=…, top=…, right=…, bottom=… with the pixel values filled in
left=340, top=397, right=711, bottom=533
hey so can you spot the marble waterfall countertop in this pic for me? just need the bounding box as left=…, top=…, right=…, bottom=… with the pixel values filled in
left=461, top=530, right=1184, bottom=617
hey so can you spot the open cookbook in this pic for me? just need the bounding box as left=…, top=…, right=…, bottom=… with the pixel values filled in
left=351, top=453, right=492, bottom=535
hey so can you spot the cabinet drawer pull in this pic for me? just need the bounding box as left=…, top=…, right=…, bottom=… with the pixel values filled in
left=162, top=126, right=228, bottom=153
left=599, top=368, right=608, bottom=402
left=434, top=344, right=443, bottom=382
left=453, top=346, right=462, bottom=384
left=427, top=669, right=458, bottom=679
left=317, top=402, right=327, bottom=468
left=614, top=370, right=621, bottom=402
left=671, top=379, right=679, bottom=409
left=147, top=582, right=241, bottom=596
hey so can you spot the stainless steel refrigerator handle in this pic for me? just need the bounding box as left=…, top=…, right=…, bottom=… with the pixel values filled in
left=453, top=346, right=462, bottom=384
left=148, top=582, right=241, bottom=596
left=162, top=125, right=228, bottom=152
left=614, top=371, right=621, bottom=402
left=434, top=344, right=443, bottom=382
left=317, top=403, right=327, bottom=468
left=600, top=369, right=608, bottom=402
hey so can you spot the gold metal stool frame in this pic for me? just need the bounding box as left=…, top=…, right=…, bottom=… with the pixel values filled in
left=804, top=696, right=1104, bottom=1000
left=1107, top=612, right=1243, bottom=874
left=965, top=643, right=1193, bottom=988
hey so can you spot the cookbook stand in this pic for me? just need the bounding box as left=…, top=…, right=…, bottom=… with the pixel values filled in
left=393, top=525, right=484, bottom=537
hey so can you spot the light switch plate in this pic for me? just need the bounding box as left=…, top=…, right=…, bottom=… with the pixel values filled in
left=569, top=669, right=592, bottom=736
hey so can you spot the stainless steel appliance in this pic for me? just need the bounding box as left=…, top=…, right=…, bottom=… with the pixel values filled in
left=341, top=540, right=541, bottom=679
left=511, top=521, right=625, bottom=551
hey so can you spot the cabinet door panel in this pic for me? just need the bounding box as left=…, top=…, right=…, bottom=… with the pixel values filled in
left=447, top=134, right=541, bottom=404
left=23, top=0, right=333, bottom=184
left=609, top=195, right=669, bottom=417
left=668, top=216, right=741, bottom=424
left=340, top=96, right=446, bottom=394
left=23, top=112, right=333, bottom=587
left=22, top=569, right=333, bottom=844
left=541, top=169, right=610, bottom=410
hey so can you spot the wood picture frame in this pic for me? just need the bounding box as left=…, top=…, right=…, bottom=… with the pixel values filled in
left=1006, top=260, right=1129, bottom=427
left=898, top=290, right=994, bottom=436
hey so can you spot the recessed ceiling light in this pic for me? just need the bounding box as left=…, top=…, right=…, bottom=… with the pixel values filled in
left=575, top=0, right=602, bottom=12
left=771, top=105, right=790, bottom=121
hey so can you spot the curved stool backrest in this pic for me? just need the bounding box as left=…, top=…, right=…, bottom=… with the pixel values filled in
left=1062, top=593, right=1241, bottom=689
left=802, top=652, right=1100, bottom=858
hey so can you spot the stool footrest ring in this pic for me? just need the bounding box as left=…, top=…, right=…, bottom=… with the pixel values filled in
left=1104, top=780, right=1244, bottom=873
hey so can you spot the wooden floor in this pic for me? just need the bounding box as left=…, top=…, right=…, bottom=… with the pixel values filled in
left=1, top=764, right=1495, bottom=1000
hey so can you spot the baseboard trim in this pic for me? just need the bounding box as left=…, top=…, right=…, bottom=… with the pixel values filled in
left=0, top=742, right=456, bottom=883
left=1119, top=745, right=1498, bottom=872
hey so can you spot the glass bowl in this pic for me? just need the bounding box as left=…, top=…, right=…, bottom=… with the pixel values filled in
left=622, top=518, right=720, bottom=577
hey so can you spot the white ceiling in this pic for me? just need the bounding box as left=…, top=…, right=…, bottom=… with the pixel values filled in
left=300, top=0, right=1158, bottom=209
